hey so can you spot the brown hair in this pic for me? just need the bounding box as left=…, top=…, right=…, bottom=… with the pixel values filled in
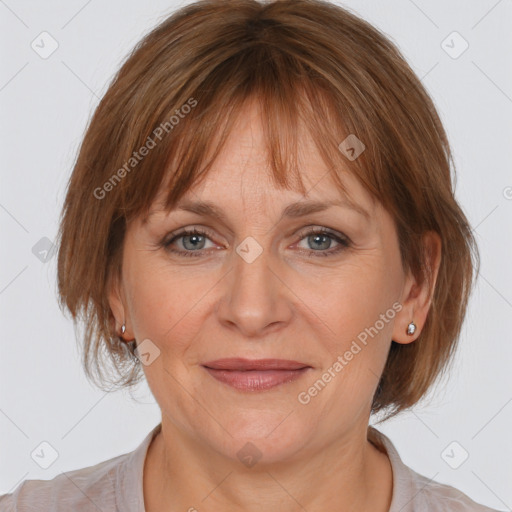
left=56, top=0, right=479, bottom=420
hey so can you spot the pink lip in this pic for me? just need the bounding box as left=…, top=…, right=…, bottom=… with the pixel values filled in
left=202, top=358, right=312, bottom=391
left=202, top=358, right=310, bottom=371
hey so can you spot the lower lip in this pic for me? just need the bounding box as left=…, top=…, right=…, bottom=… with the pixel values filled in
left=203, top=367, right=311, bottom=391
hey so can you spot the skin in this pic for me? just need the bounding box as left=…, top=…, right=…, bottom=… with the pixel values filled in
left=109, top=97, right=441, bottom=512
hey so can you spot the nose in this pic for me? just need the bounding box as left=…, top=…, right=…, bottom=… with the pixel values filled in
left=216, top=240, right=294, bottom=339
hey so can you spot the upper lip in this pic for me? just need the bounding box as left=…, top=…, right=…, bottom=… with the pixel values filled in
left=202, top=358, right=311, bottom=371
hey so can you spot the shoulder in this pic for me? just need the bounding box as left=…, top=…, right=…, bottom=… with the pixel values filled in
left=0, top=424, right=160, bottom=512
left=368, top=426, right=504, bottom=512
left=0, top=452, right=128, bottom=512
left=408, top=467, right=503, bottom=511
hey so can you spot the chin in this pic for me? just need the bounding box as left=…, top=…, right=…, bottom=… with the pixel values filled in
left=206, top=410, right=312, bottom=466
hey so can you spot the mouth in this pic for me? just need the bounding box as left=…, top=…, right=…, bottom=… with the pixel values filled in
left=201, top=358, right=312, bottom=391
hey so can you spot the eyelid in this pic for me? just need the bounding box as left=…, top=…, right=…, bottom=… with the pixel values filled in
left=295, top=224, right=349, bottom=240
left=162, top=224, right=351, bottom=259
left=292, top=226, right=350, bottom=255
left=163, top=226, right=221, bottom=247
left=163, top=224, right=348, bottom=244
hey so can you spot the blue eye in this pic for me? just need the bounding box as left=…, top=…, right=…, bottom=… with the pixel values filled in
left=163, top=227, right=215, bottom=257
left=297, top=228, right=350, bottom=257
left=162, top=227, right=350, bottom=258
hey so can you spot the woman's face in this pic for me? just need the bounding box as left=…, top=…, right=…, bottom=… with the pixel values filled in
left=111, top=99, right=419, bottom=464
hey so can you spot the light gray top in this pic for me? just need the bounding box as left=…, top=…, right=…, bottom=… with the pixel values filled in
left=0, top=423, right=502, bottom=511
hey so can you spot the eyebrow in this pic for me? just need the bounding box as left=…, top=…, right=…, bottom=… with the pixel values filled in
left=146, top=197, right=371, bottom=224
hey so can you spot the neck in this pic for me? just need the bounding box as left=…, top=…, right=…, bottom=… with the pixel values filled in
left=143, top=419, right=393, bottom=512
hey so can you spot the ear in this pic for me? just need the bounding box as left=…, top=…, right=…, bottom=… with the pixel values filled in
left=392, top=230, right=442, bottom=344
left=107, top=268, right=128, bottom=339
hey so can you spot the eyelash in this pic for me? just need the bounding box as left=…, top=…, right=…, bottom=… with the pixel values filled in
left=161, top=226, right=351, bottom=258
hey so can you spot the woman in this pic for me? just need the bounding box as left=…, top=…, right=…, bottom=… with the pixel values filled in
left=0, top=0, right=502, bottom=510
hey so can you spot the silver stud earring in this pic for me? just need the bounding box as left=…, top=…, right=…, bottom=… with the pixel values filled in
left=121, top=324, right=126, bottom=335
left=406, top=321, right=416, bottom=336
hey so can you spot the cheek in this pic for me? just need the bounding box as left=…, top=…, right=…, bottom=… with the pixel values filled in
left=306, top=255, right=401, bottom=398
left=322, top=265, right=398, bottom=340
left=297, top=267, right=399, bottom=417
left=123, top=256, right=215, bottom=350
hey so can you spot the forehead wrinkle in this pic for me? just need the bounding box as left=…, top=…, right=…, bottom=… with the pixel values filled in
left=143, top=165, right=375, bottom=226
left=145, top=194, right=372, bottom=227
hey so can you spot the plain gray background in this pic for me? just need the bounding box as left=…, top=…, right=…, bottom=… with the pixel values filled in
left=1, top=0, right=511, bottom=509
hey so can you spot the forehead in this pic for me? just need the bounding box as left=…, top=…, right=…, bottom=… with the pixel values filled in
left=147, top=98, right=377, bottom=221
